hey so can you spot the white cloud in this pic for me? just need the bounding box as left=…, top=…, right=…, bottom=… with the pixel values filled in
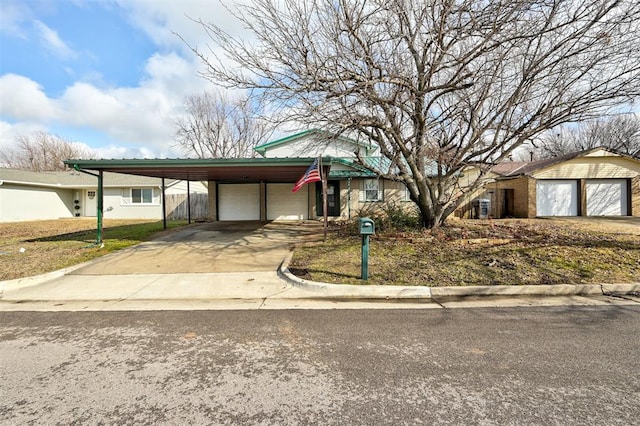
left=93, top=144, right=160, bottom=160
left=0, top=0, right=31, bottom=38
left=0, top=120, right=46, bottom=146
left=142, top=52, right=208, bottom=97
left=0, top=52, right=206, bottom=157
left=34, top=20, right=77, bottom=59
left=0, top=1, right=252, bottom=159
left=59, top=82, right=173, bottom=149
left=54, top=53, right=208, bottom=154
left=0, top=74, right=56, bottom=121
left=115, top=0, right=249, bottom=51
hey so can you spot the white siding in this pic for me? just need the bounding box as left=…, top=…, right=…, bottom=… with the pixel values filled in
left=266, top=183, right=308, bottom=220
left=102, top=188, right=163, bottom=219
left=586, top=180, right=628, bottom=216
left=218, top=184, right=260, bottom=220
left=0, top=184, right=74, bottom=222
left=264, top=136, right=367, bottom=158
left=536, top=180, right=578, bottom=216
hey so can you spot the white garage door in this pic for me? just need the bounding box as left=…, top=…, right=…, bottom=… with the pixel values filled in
left=536, top=180, right=578, bottom=216
left=266, top=183, right=308, bottom=220
left=586, top=179, right=627, bottom=216
left=218, top=184, right=260, bottom=220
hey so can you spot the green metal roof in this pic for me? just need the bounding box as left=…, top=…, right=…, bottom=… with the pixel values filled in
left=64, top=157, right=349, bottom=183
left=63, top=155, right=382, bottom=183
left=328, top=158, right=377, bottom=178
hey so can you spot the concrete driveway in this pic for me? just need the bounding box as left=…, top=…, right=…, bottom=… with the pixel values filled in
left=0, top=221, right=323, bottom=305
left=71, top=221, right=323, bottom=275
left=541, top=216, right=640, bottom=235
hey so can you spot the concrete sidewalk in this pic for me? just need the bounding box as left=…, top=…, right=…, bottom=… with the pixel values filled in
left=1, top=250, right=638, bottom=312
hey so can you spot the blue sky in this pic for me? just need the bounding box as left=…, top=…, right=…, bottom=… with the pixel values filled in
left=0, top=0, right=241, bottom=158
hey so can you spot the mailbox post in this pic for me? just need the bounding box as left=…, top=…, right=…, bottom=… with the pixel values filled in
left=359, top=218, right=375, bottom=280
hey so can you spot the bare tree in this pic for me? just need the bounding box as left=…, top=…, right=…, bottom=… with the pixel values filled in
left=189, top=0, right=640, bottom=227
left=534, top=114, right=640, bottom=159
left=174, top=90, right=274, bottom=158
left=0, top=131, right=95, bottom=171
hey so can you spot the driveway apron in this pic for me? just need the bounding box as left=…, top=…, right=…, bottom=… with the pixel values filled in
left=70, top=221, right=322, bottom=275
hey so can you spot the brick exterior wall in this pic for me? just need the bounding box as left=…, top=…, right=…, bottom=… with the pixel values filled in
left=632, top=176, right=640, bottom=217
left=455, top=176, right=533, bottom=219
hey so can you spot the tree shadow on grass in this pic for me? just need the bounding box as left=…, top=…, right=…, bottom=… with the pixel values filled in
left=24, top=222, right=166, bottom=243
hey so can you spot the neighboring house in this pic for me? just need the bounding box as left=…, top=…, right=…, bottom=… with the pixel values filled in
left=457, top=148, right=640, bottom=218
left=0, top=168, right=208, bottom=222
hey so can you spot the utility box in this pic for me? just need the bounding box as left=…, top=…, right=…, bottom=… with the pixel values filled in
left=359, top=218, right=375, bottom=235
left=472, top=199, right=491, bottom=219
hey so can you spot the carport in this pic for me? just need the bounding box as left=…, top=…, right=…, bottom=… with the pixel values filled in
left=63, top=157, right=334, bottom=243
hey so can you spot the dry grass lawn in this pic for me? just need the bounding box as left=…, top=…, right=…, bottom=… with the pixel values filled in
left=2, top=216, right=638, bottom=286
left=0, top=218, right=186, bottom=281
left=289, top=217, right=640, bottom=286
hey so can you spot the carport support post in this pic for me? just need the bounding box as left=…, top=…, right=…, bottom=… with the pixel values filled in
left=162, top=178, right=167, bottom=230
left=187, top=180, right=192, bottom=224
left=96, top=170, right=104, bottom=245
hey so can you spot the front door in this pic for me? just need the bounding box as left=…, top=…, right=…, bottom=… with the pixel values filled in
left=84, top=190, right=97, bottom=217
left=316, top=181, right=340, bottom=217
left=501, top=189, right=514, bottom=218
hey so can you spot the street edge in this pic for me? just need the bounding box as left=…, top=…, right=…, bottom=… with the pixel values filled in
left=278, top=252, right=640, bottom=299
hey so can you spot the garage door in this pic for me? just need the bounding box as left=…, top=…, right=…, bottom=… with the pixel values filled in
left=218, top=184, right=260, bottom=220
left=536, top=180, right=578, bottom=216
left=266, top=183, right=308, bottom=220
left=586, top=179, right=627, bottom=216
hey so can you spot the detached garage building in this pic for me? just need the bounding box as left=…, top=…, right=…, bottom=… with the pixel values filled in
left=477, top=148, right=640, bottom=218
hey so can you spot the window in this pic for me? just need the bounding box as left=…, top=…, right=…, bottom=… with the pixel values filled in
left=403, top=184, right=411, bottom=202
left=360, top=179, right=382, bottom=202
left=131, top=188, right=153, bottom=204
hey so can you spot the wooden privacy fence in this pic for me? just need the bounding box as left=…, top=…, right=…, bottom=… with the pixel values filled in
left=166, top=193, right=209, bottom=220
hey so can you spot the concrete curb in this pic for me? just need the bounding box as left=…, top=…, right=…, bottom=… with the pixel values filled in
left=279, top=252, right=640, bottom=299
left=0, top=263, right=84, bottom=297
left=277, top=253, right=432, bottom=299
left=0, top=254, right=112, bottom=298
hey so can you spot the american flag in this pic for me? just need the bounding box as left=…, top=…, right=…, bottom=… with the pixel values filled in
left=292, top=158, right=321, bottom=192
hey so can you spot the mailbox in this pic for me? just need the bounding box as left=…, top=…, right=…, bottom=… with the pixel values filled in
left=359, top=218, right=375, bottom=235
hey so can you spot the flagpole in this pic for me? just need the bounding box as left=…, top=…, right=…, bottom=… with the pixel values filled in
left=320, top=156, right=328, bottom=242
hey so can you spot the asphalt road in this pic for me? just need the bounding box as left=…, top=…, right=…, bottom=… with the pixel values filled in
left=1, top=306, right=639, bottom=425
